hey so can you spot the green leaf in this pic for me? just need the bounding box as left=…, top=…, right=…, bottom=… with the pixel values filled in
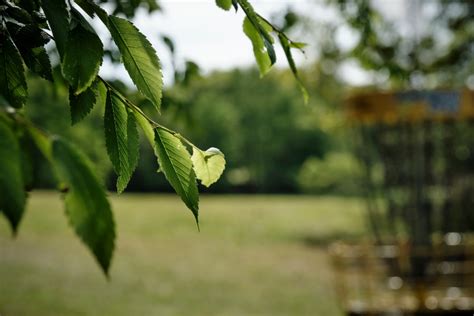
left=18, top=130, right=35, bottom=191
left=8, top=24, right=52, bottom=81
left=16, top=0, right=39, bottom=12
left=14, top=24, right=50, bottom=49
left=238, top=0, right=274, bottom=44
left=20, top=46, right=53, bottom=81
left=72, top=0, right=96, bottom=18
left=238, top=0, right=276, bottom=70
left=108, top=16, right=163, bottom=112
left=278, top=34, right=308, bottom=104
left=289, top=41, right=307, bottom=50
left=154, top=129, right=199, bottom=223
left=133, top=109, right=155, bottom=147
left=74, top=0, right=109, bottom=24
left=62, top=23, right=103, bottom=94
left=52, top=138, right=115, bottom=275
left=123, top=113, right=139, bottom=190
left=69, top=85, right=94, bottom=125
left=104, top=91, right=139, bottom=193
left=243, top=17, right=271, bottom=76
left=161, top=35, right=175, bottom=54
left=41, top=0, right=70, bottom=58
left=231, top=0, right=238, bottom=11
left=69, top=80, right=106, bottom=125
left=0, top=35, right=28, bottom=108
left=0, top=120, right=26, bottom=234
left=5, top=6, right=33, bottom=24
left=191, top=147, right=226, bottom=187
left=216, top=0, right=232, bottom=11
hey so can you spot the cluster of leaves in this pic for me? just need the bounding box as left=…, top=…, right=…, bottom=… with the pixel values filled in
left=0, top=0, right=226, bottom=275
left=0, top=0, right=304, bottom=275
left=217, top=0, right=308, bottom=103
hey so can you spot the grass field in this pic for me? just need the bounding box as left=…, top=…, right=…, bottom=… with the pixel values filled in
left=0, top=192, right=367, bottom=316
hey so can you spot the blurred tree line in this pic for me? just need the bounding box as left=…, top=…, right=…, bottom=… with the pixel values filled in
left=319, top=0, right=474, bottom=89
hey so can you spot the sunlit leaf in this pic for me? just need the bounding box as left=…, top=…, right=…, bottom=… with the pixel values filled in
left=216, top=0, right=232, bottom=11
left=192, top=147, right=226, bottom=187
left=154, top=128, right=199, bottom=224
left=243, top=17, right=272, bottom=76
left=108, top=16, right=163, bottom=112
left=133, top=109, right=155, bottom=147
left=289, top=41, right=307, bottom=50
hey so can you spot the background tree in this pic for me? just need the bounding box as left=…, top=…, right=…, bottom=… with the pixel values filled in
left=313, top=0, right=474, bottom=89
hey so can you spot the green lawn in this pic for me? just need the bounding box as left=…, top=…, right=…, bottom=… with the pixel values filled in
left=0, top=192, right=366, bottom=316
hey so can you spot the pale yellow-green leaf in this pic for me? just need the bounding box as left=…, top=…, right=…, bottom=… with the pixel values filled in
left=191, top=147, right=226, bottom=187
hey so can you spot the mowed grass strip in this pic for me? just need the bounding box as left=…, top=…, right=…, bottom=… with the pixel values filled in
left=0, top=192, right=366, bottom=316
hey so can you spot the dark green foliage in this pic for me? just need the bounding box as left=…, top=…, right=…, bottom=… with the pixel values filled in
left=0, top=35, right=28, bottom=108
left=5, top=5, right=33, bottom=24
left=52, top=138, right=115, bottom=275
left=41, top=0, right=70, bottom=57
left=0, top=120, right=26, bottom=233
left=74, top=0, right=108, bottom=23
left=17, top=129, right=36, bottom=191
left=104, top=91, right=139, bottom=193
left=69, top=85, right=97, bottom=125
left=96, top=0, right=162, bottom=18
left=62, top=22, right=103, bottom=94
left=19, top=46, right=53, bottom=81
left=13, top=24, right=49, bottom=48
left=6, top=22, right=52, bottom=81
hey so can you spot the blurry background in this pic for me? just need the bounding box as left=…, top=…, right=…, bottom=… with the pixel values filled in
left=1, top=0, right=474, bottom=315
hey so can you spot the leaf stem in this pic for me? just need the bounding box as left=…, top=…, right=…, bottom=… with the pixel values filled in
left=235, top=0, right=303, bottom=51
left=97, top=76, right=199, bottom=150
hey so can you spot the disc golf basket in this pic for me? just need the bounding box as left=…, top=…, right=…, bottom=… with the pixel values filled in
left=331, top=89, right=474, bottom=315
